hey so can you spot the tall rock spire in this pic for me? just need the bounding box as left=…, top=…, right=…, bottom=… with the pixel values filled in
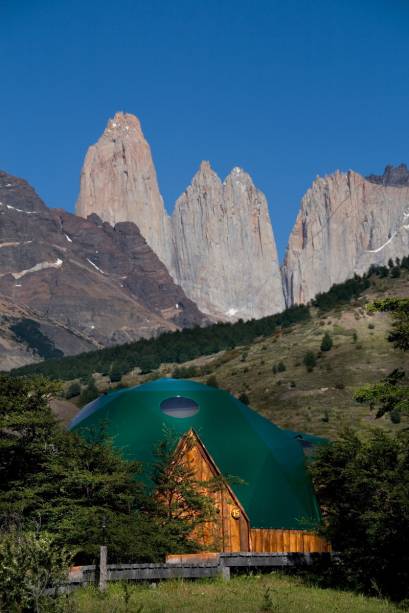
left=76, top=114, right=285, bottom=320
left=282, top=167, right=409, bottom=305
left=76, top=112, right=171, bottom=268
left=171, top=162, right=285, bottom=319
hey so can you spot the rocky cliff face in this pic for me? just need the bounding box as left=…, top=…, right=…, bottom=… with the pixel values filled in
left=171, top=162, right=284, bottom=319
left=76, top=112, right=171, bottom=268
left=76, top=114, right=284, bottom=320
left=282, top=166, right=409, bottom=305
left=0, top=170, right=205, bottom=367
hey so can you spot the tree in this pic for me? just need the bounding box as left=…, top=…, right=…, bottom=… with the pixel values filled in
left=0, top=375, right=224, bottom=566
left=79, top=377, right=99, bottom=406
left=320, top=332, right=333, bottom=352
left=0, top=529, right=72, bottom=613
left=206, top=375, right=219, bottom=388
left=303, top=351, right=317, bottom=372
left=355, top=299, right=409, bottom=418
left=310, top=429, right=409, bottom=601
left=148, top=430, right=220, bottom=553
left=355, top=368, right=409, bottom=418
left=65, top=381, right=81, bottom=399
left=0, top=375, right=61, bottom=493
left=238, top=392, right=249, bottom=405
left=277, top=361, right=286, bottom=372
left=0, top=375, right=169, bottom=564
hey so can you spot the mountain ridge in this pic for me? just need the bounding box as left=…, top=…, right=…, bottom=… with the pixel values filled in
left=0, top=169, right=205, bottom=369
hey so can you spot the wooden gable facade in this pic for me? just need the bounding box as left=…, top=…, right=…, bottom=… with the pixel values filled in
left=174, top=430, right=330, bottom=554
left=175, top=429, right=250, bottom=553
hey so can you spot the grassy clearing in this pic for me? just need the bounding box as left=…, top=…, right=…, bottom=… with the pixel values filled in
left=57, top=271, right=409, bottom=438
left=67, top=574, right=400, bottom=612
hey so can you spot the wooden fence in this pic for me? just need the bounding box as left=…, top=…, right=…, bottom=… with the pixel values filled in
left=67, top=552, right=337, bottom=588
left=250, top=529, right=331, bottom=553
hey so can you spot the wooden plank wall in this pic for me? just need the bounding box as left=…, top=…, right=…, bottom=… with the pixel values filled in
left=178, top=431, right=250, bottom=553
left=250, top=529, right=331, bottom=553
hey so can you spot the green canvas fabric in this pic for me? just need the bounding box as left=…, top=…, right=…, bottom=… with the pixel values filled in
left=69, top=378, right=321, bottom=530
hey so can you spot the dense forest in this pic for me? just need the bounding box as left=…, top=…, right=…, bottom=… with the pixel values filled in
left=10, top=258, right=409, bottom=382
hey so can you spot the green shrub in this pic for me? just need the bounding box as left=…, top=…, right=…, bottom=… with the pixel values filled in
left=206, top=375, right=219, bottom=388
left=303, top=351, right=317, bottom=372
left=0, top=530, right=72, bottom=612
left=238, top=392, right=249, bottom=405
left=320, top=332, right=333, bottom=352
left=390, top=408, right=401, bottom=424
left=172, top=365, right=199, bottom=378
left=79, top=378, right=99, bottom=406
left=321, top=409, right=330, bottom=423
left=310, top=429, right=409, bottom=601
left=277, top=361, right=286, bottom=372
left=65, top=381, right=81, bottom=399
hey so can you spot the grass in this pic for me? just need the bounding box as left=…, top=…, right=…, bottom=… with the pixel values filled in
left=66, top=574, right=401, bottom=612
left=55, top=271, right=409, bottom=439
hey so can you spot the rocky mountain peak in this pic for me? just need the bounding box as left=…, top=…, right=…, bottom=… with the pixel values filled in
left=283, top=168, right=409, bottom=305
left=224, top=166, right=257, bottom=191
left=76, top=111, right=172, bottom=268
left=103, top=111, right=143, bottom=139
left=76, top=114, right=285, bottom=321
left=0, top=171, right=47, bottom=214
left=366, top=164, right=409, bottom=187
left=171, top=162, right=284, bottom=319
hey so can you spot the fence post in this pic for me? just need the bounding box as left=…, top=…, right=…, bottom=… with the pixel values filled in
left=218, top=559, right=230, bottom=581
left=99, top=545, right=107, bottom=591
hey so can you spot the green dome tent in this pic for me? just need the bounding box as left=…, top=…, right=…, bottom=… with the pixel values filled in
left=70, top=378, right=321, bottom=532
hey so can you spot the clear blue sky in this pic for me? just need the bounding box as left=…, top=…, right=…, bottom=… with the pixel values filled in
left=1, top=0, right=408, bottom=258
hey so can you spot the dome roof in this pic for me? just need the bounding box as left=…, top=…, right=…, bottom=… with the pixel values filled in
left=69, top=378, right=321, bottom=530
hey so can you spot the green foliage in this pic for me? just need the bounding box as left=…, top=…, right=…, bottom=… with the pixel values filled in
left=65, top=381, right=81, bottom=399
left=10, top=319, right=64, bottom=359
left=277, top=361, right=286, bottom=372
left=238, top=392, right=250, bottom=405
left=313, top=275, right=370, bottom=312
left=310, top=429, right=409, bottom=601
left=320, top=332, right=333, bottom=352
left=11, top=305, right=311, bottom=381
left=390, top=408, right=401, bottom=424
left=355, top=299, right=409, bottom=420
left=65, top=574, right=401, bottom=613
left=260, top=586, right=278, bottom=611
left=148, top=431, right=220, bottom=553
left=0, top=375, right=223, bottom=567
left=109, top=369, right=123, bottom=383
left=79, top=378, right=99, bottom=406
left=172, top=365, right=199, bottom=378
left=355, top=369, right=409, bottom=418
left=206, top=375, right=219, bottom=388
left=369, top=298, right=409, bottom=351
left=303, top=351, right=317, bottom=372
left=0, top=529, right=72, bottom=613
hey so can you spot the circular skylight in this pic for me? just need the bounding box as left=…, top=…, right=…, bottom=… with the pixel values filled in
left=160, top=396, right=199, bottom=418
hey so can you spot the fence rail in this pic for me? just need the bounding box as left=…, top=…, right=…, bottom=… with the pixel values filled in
left=68, top=552, right=337, bottom=586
